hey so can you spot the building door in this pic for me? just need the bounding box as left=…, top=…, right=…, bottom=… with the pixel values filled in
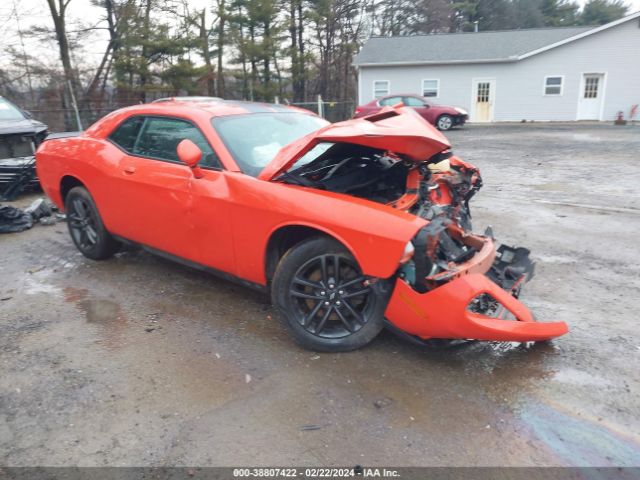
left=577, top=74, right=605, bottom=120
left=472, top=79, right=495, bottom=122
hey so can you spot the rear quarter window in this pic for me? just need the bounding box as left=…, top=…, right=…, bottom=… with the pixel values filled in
left=109, top=116, right=144, bottom=152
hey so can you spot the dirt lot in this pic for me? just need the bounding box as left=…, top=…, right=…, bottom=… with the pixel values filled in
left=1, top=123, right=639, bottom=467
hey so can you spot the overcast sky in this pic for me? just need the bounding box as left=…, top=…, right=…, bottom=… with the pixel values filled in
left=1, top=0, right=639, bottom=70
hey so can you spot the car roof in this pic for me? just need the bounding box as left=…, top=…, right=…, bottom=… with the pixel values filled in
left=151, top=96, right=224, bottom=103
left=133, top=98, right=313, bottom=118
left=83, top=98, right=320, bottom=140
left=379, top=94, right=426, bottom=99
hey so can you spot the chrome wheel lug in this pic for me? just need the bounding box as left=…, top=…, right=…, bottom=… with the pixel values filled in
left=338, top=290, right=344, bottom=295
left=320, top=290, right=326, bottom=296
left=335, top=300, right=341, bottom=306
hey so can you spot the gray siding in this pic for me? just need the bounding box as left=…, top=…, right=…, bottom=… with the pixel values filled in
left=358, top=19, right=640, bottom=122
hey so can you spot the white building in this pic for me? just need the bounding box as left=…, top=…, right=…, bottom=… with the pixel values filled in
left=354, top=12, right=640, bottom=123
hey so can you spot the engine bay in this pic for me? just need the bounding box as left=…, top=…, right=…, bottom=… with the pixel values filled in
left=278, top=142, right=484, bottom=286
left=278, top=143, right=480, bottom=218
left=277, top=143, right=410, bottom=204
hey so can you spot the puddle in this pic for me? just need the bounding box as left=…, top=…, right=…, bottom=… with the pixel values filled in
left=80, top=298, right=122, bottom=324
left=519, top=402, right=640, bottom=466
left=63, top=286, right=128, bottom=350
left=64, top=287, right=123, bottom=323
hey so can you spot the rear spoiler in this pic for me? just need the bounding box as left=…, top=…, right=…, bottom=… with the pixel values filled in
left=44, top=131, right=82, bottom=141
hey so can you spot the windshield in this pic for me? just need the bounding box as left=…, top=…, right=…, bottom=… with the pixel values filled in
left=0, top=98, right=27, bottom=121
left=288, top=142, right=335, bottom=173
left=212, top=112, right=329, bottom=177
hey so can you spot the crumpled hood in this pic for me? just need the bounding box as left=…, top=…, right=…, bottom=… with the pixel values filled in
left=258, top=106, right=451, bottom=181
left=0, top=118, right=47, bottom=136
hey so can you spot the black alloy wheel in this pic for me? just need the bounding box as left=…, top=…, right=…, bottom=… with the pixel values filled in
left=65, top=186, right=120, bottom=260
left=68, top=196, right=99, bottom=251
left=290, top=253, right=373, bottom=339
left=272, top=236, right=389, bottom=351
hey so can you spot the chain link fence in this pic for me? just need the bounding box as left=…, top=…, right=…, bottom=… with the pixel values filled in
left=24, top=107, right=117, bottom=133
left=286, top=98, right=355, bottom=123
left=21, top=98, right=355, bottom=133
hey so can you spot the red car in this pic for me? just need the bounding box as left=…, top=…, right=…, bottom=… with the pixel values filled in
left=354, top=94, right=468, bottom=131
left=36, top=99, right=567, bottom=352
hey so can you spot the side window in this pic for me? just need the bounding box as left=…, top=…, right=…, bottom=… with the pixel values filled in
left=133, top=117, right=221, bottom=168
left=378, top=96, right=402, bottom=106
left=403, top=96, right=425, bottom=107
left=109, top=116, right=144, bottom=152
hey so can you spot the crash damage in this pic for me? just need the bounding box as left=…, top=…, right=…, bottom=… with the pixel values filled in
left=0, top=98, right=48, bottom=200
left=273, top=107, right=568, bottom=343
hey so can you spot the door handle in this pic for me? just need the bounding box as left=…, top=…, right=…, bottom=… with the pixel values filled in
left=124, top=166, right=136, bottom=175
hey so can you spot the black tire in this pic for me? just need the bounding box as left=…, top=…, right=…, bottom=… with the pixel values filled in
left=271, top=236, right=390, bottom=352
left=65, top=186, right=120, bottom=260
left=436, top=114, right=454, bottom=131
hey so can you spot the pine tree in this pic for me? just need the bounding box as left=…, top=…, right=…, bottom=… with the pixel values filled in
left=580, top=0, right=628, bottom=25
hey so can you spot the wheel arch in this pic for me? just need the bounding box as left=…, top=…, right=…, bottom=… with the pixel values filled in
left=264, top=223, right=359, bottom=284
left=60, top=175, right=87, bottom=205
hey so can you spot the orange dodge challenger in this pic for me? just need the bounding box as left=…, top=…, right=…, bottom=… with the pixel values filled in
left=35, top=98, right=568, bottom=352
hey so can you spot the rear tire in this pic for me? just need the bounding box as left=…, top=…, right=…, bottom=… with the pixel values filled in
left=271, top=236, right=389, bottom=352
left=65, top=186, right=120, bottom=260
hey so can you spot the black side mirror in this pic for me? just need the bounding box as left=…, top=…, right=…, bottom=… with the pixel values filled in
left=22, top=109, right=33, bottom=119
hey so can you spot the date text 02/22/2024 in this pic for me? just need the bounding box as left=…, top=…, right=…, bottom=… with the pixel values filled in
left=232, top=468, right=400, bottom=478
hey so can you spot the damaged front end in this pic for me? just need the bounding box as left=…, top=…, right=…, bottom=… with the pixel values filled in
left=385, top=153, right=568, bottom=343
left=0, top=116, right=48, bottom=201
left=273, top=107, right=568, bottom=343
left=0, top=133, right=42, bottom=200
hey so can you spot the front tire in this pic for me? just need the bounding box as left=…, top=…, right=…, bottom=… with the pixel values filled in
left=65, top=186, right=120, bottom=260
left=271, top=236, right=389, bottom=352
left=436, top=114, right=454, bottom=131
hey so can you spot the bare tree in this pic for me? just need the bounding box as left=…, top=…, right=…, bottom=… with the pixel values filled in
left=46, top=0, right=83, bottom=128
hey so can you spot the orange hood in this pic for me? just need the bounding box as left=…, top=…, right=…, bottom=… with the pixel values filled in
left=258, top=106, right=451, bottom=181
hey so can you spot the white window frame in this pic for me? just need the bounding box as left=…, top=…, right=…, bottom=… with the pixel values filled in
left=543, top=75, right=564, bottom=96
left=373, top=80, right=390, bottom=99
left=421, top=79, right=440, bottom=98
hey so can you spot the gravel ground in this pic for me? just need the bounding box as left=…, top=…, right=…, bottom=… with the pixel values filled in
left=0, top=123, right=639, bottom=467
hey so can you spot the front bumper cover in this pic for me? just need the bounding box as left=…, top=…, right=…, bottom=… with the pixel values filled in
left=453, top=114, right=467, bottom=126
left=385, top=236, right=568, bottom=342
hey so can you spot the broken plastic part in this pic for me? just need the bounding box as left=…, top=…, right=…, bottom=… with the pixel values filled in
left=385, top=273, right=568, bottom=342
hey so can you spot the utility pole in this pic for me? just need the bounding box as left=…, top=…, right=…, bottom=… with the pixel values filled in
left=67, top=80, right=83, bottom=130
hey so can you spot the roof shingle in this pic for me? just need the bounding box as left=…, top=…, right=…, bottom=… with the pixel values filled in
left=354, top=26, right=593, bottom=65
